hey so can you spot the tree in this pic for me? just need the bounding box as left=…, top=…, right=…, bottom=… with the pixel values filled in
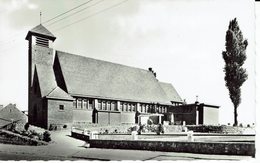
left=222, top=18, right=248, bottom=126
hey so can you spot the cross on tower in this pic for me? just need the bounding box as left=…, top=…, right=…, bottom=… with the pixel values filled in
left=40, top=11, right=42, bottom=24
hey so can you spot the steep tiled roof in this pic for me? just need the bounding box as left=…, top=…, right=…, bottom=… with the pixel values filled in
left=159, top=82, right=182, bottom=103
left=46, top=86, right=74, bottom=100
left=35, top=64, right=57, bottom=97
left=25, top=24, right=56, bottom=41
left=56, top=51, right=173, bottom=105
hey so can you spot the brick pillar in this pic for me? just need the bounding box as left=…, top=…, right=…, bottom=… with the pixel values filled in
left=117, top=101, right=121, bottom=111
left=136, top=103, right=140, bottom=112
left=94, top=99, right=98, bottom=110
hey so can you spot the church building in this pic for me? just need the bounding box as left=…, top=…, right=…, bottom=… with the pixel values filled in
left=26, top=24, right=185, bottom=129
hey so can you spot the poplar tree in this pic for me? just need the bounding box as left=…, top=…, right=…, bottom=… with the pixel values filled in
left=222, top=18, right=248, bottom=126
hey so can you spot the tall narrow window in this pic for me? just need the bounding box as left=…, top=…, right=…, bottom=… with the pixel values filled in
left=102, top=101, right=106, bottom=110
left=77, top=99, right=82, bottom=109
left=107, top=101, right=111, bottom=110
left=124, top=103, right=127, bottom=112
left=73, top=100, right=76, bottom=108
left=128, top=103, right=131, bottom=112
left=89, top=99, right=93, bottom=109
left=120, top=102, right=123, bottom=111
left=98, top=100, right=101, bottom=110
left=132, top=104, right=136, bottom=112
left=83, top=99, right=87, bottom=109
left=111, top=102, right=115, bottom=111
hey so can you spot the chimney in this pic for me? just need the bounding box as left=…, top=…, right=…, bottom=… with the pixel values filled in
left=148, top=67, right=157, bottom=78
left=0, top=105, right=3, bottom=110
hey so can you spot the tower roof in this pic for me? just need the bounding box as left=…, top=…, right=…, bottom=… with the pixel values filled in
left=25, top=24, right=56, bottom=41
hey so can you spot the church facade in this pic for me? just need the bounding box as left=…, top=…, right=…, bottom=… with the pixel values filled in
left=26, top=24, right=185, bottom=129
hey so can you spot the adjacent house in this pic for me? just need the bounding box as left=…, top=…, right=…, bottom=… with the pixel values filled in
left=0, top=104, right=27, bottom=128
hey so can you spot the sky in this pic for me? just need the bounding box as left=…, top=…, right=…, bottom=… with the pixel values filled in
left=0, top=0, right=256, bottom=125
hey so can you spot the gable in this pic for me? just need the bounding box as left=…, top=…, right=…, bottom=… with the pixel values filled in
left=26, top=24, right=56, bottom=41
left=55, top=51, right=172, bottom=104
left=0, top=104, right=27, bottom=123
left=46, top=86, right=73, bottom=100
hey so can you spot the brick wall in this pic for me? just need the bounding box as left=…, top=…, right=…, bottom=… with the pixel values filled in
left=47, top=99, right=73, bottom=128
left=203, top=106, right=219, bottom=125
left=110, top=112, right=121, bottom=125
left=90, top=139, right=255, bottom=156
left=121, top=112, right=135, bottom=124
left=73, top=110, right=92, bottom=123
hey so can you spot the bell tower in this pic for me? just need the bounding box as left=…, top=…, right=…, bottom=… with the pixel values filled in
left=25, top=24, right=56, bottom=87
left=25, top=24, right=56, bottom=124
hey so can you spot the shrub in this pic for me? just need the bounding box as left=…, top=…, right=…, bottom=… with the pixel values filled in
left=21, top=130, right=30, bottom=136
left=24, top=123, right=30, bottom=131
left=49, top=124, right=54, bottom=131
left=9, top=122, right=17, bottom=132
left=43, top=131, right=51, bottom=142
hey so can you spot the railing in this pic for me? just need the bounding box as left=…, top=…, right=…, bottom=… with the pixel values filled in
left=71, top=127, right=98, bottom=141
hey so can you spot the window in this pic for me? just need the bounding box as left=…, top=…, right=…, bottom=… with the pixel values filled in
left=89, top=99, right=93, bottom=109
left=128, top=103, right=131, bottom=112
left=111, top=102, right=115, bottom=111
left=73, top=100, right=76, bottom=108
left=146, top=105, right=149, bottom=113
left=124, top=103, right=127, bottom=112
left=98, top=100, right=101, bottom=110
left=59, top=105, right=64, bottom=110
left=102, top=101, right=106, bottom=110
left=77, top=99, right=82, bottom=109
left=83, top=99, right=87, bottom=109
left=120, top=102, right=123, bottom=111
left=107, top=101, right=111, bottom=110
left=132, top=104, right=136, bottom=112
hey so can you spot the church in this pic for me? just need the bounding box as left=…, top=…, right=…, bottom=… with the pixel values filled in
left=26, top=24, right=219, bottom=129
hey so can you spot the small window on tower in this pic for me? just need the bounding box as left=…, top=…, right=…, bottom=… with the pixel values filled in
left=59, top=105, right=64, bottom=110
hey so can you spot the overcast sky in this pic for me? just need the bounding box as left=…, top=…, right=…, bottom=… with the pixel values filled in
left=0, top=0, right=256, bottom=124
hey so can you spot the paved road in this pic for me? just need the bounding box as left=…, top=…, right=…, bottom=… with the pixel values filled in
left=0, top=144, right=253, bottom=161
left=0, top=130, right=254, bottom=161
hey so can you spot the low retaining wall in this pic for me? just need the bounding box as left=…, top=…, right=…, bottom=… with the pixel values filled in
left=0, top=129, right=48, bottom=146
left=89, top=139, right=255, bottom=156
left=71, top=131, right=89, bottom=141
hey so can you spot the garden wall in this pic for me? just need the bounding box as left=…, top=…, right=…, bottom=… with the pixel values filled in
left=89, top=139, right=255, bottom=156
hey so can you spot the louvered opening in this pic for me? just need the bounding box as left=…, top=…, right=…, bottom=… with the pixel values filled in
left=36, top=36, right=49, bottom=47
